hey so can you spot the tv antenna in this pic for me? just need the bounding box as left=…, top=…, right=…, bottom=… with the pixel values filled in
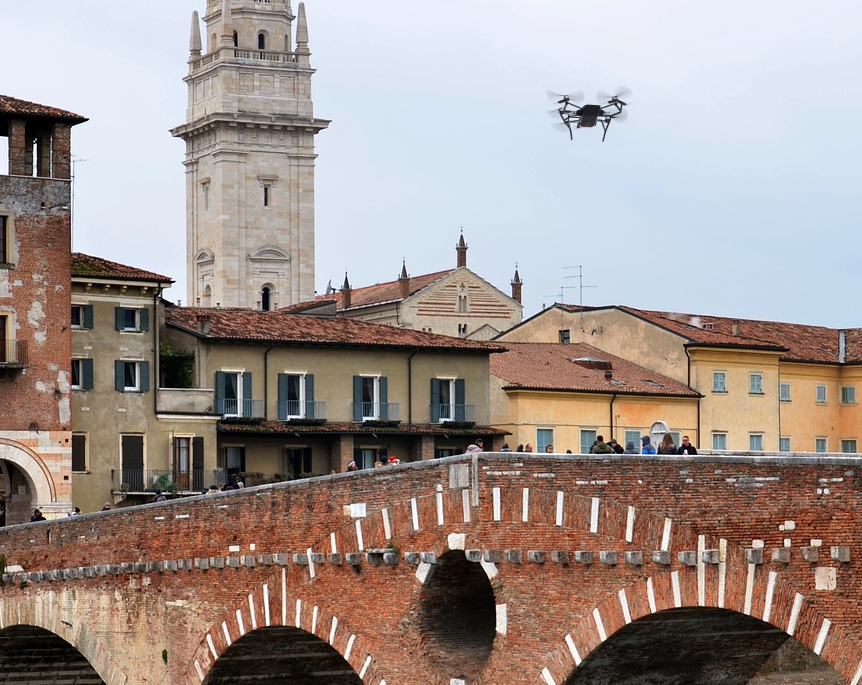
left=564, top=265, right=597, bottom=311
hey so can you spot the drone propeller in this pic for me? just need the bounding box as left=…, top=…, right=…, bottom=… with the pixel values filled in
left=551, top=121, right=571, bottom=133
left=546, top=89, right=585, bottom=104
left=610, top=108, right=629, bottom=123
left=597, top=86, right=633, bottom=104
left=548, top=108, right=568, bottom=120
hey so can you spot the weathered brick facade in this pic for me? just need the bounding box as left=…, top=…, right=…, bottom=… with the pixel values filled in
left=0, top=453, right=858, bottom=684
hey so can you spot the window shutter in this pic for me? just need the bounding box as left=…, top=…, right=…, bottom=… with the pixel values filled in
left=115, top=307, right=124, bottom=331
left=243, top=372, right=253, bottom=417
left=140, top=361, right=150, bottom=392
left=353, top=376, right=362, bottom=421
left=455, top=379, right=466, bottom=421
left=305, top=374, right=315, bottom=418
left=84, top=305, right=94, bottom=329
left=140, top=308, right=150, bottom=332
left=82, top=358, right=94, bottom=390
left=192, top=437, right=204, bottom=469
left=114, top=360, right=124, bottom=391
left=379, top=376, right=388, bottom=420
left=303, top=447, right=312, bottom=474
left=430, top=379, right=441, bottom=422
left=215, top=371, right=226, bottom=414
left=277, top=373, right=288, bottom=420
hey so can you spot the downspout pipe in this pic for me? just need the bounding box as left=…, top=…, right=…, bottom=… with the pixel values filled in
left=153, top=288, right=162, bottom=415
left=609, top=393, right=616, bottom=438
left=684, top=346, right=700, bottom=446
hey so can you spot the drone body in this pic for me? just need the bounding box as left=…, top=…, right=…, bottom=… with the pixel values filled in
left=548, top=87, right=632, bottom=142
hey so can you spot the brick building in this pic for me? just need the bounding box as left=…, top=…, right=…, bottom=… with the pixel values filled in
left=0, top=95, right=87, bottom=522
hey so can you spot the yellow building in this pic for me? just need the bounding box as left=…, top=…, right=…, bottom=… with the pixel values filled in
left=498, top=305, right=862, bottom=454
left=490, top=343, right=700, bottom=453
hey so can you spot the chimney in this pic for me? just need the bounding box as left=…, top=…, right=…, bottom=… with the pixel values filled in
left=456, top=232, right=467, bottom=269
left=604, top=369, right=613, bottom=380
left=341, top=272, right=352, bottom=310
left=511, top=266, right=522, bottom=304
left=732, top=321, right=741, bottom=337
left=398, top=261, right=410, bottom=300
left=196, top=313, right=212, bottom=336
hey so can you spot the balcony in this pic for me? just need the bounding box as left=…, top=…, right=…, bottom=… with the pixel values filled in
left=216, top=398, right=265, bottom=419
left=111, top=469, right=226, bottom=495
left=0, top=340, right=27, bottom=369
left=430, top=404, right=476, bottom=424
left=191, top=47, right=298, bottom=72
left=353, top=402, right=400, bottom=423
left=157, top=388, right=214, bottom=414
left=277, top=400, right=326, bottom=422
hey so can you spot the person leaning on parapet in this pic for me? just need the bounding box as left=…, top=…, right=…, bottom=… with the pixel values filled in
left=641, top=436, right=657, bottom=455
left=590, top=435, right=613, bottom=454
left=624, top=441, right=639, bottom=454
left=677, top=435, right=698, bottom=455
left=608, top=438, right=625, bottom=454
left=500, top=443, right=512, bottom=452
left=545, top=444, right=554, bottom=453
left=466, top=438, right=484, bottom=453
left=30, top=508, right=46, bottom=522
left=154, top=489, right=167, bottom=502
left=658, top=434, right=677, bottom=455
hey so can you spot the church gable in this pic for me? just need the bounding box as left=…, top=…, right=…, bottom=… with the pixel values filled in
left=406, top=268, right=520, bottom=321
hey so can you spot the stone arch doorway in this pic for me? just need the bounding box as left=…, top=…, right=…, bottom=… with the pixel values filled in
left=203, top=626, right=362, bottom=684
left=0, top=439, right=57, bottom=524
left=562, top=607, right=839, bottom=685
left=0, top=625, right=105, bottom=683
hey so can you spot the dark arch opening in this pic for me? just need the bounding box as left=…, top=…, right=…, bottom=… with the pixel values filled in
left=419, top=550, right=496, bottom=679
left=204, top=626, right=362, bottom=684
left=258, top=33, right=266, bottom=50
left=564, top=607, right=838, bottom=685
left=261, top=286, right=271, bottom=311
left=232, top=30, right=238, bottom=47
left=0, top=625, right=104, bottom=683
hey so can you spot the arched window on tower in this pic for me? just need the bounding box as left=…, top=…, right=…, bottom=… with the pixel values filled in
left=258, top=33, right=266, bottom=50
left=202, top=285, right=212, bottom=308
left=261, top=286, right=272, bottom=312
left=233, top=31, right=238, bottom=47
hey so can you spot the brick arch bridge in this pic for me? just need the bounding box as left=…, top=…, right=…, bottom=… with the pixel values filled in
left=0, top=453, right=860, bottom=684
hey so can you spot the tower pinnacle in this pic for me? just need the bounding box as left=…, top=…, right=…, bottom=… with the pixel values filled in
left=296, top=2, right=310, bottom=65
left=189, top=11, right=202, bottom=56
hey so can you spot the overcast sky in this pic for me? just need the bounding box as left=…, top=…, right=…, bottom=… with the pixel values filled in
left=3, top=1, right=861, bottom=327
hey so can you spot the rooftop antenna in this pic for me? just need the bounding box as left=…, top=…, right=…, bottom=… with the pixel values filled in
left=564, top=265, right=597, bottom=326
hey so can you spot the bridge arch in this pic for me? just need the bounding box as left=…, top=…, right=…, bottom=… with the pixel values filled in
left=185, top=574, right=383, bottom=685
left=0, top=437, right=58, bottom=523
left=0, top=593, right=128, bottom=684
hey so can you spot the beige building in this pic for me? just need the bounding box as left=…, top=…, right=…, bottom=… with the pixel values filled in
left=332, top=235, right=523, bottom=340
left=490, top=342, right=700, bottom=452
left=171, top=0, right=329, bottom=310
left=498, top=304, right=862, bottom=454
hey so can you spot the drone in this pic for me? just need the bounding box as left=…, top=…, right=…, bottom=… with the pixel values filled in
left=548, top=87, right=632, bottom=142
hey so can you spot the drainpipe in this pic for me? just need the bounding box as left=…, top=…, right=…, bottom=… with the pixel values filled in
left=153, top=287, right=162, bottom=415
left=407, top=351, right=418, bottom=425
left=263, top=344, right=276, bottom=420
left=609, top=393, right=616, bottom=438
left=684, top=346, right=700, bottom=446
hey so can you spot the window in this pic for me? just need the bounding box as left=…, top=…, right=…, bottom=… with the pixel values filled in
left=624, top=430, right=641, bottom=452
left=353, top=375, right=389, bottom=421
left=841, top=386, right=856, bottom=404
left=224, top=445, right=245, bottom=475
left=71, top=358, right=93, bottom=390
left=712, top=433, right=727, bottom=450
left=114, top=307, right=149, bottom=333
left=216, top=370, right=251, bottom=417
left=537, top=428, right=554, bottom=453
left=286, top=447, right=313, bottom=476
left=431, top=378, right=466, bottom=422
left=816, top=384, right=827, bottom=403
left=712, top=371, right=726, bottom=392
left=232, top=30, right=238, bottom=47
left=173, top=437, right=190, bottom=480
left=559, top=329, right=571, bottom=344
left=841, top=439, right=857, bottom=454
left=263, top=185, right=270, bottom=207
left=114, top=360, right=149, bottom=393
left=779, top=436, right=791, bottom=452
left=71, top=304, right=94, bottom=329
left=121, top=434, right=145, bottom=491
left=261, top=286, right=271, bottom=311
left=580, top=429, right=597, bottom=455
left=173, top=436, right=204, bottom=490
left=815, top=437, right=827, bottom=453
left=779, top=382, right=791, bottom=402
left=749, top=434, right=764, bottom=451
left=458, top=295, right=468, bottom=313
left=749, top=373, right=763, bottom=395
left=258, top=33, right=266, bottom=50
left=0, top=215, right=8, bottom=264
left=457, top=323, right=467, bottom=337
left=278, top=373, right=316, bottom=419
left=72, top=434, right=87, bottom=472
left=353, top=447, right=383, bottom=470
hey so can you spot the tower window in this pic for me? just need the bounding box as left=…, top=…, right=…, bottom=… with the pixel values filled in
left=258, top=33, right=266, bottom=50
left=233, top=31, right=238, bottom=47
left=263, top=185, right=270, bottom=207
left=261, top=286, right=272, bottom=311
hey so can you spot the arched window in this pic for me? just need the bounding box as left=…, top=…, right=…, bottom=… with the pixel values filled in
left=261, top=286, right=271, bottom=311
left=233, top=31, right=238, bottom=47
left=202, top=285, right=212, bottom=307
left=258, top=33, right=266, bottom=50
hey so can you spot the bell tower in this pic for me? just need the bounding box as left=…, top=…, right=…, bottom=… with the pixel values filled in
left=172, top=0, right=329, bottom=309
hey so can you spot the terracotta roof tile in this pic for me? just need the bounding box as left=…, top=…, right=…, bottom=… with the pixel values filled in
left=326, top=270, right=454, bottom=309
left=72, top=253, right=173, bottom=284
left=166, top=305, right=504, bottom=352
left=491, top=343, right=699, bottom=397
left=0, top=95, right=87, bottom=122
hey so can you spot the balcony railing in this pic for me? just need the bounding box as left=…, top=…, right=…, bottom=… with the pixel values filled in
left=277, top=400, right=326, bottom=421
left=216, top=398, right=265, bottom=419
left=112, top=469, right=226, bottom=494
left=0, top=340, right=27, bottom=367
left=192, top=47, right=298, bottom=71
left=353, top=402, right=400, bottom=422
left=430, top=404, right=476, bottom=423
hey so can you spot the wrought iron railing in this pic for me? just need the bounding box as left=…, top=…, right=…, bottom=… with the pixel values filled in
left=430, top=404, right=475, bottom=423
left=353, top=402, right=400, bottom=422
left=111, top=469, right=226, bottom=494
left=277, top=400, right=326, bottom=421
left=215, top=398, right=265, bottom=419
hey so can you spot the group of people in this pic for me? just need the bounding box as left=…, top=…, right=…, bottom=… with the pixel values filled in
left=635, top=434, right=698, bottom=455
left=463, top=434, right=699, bottom=456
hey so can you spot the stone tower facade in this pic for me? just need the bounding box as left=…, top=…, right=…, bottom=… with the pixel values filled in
left=172, top=0, right=328, bottom=310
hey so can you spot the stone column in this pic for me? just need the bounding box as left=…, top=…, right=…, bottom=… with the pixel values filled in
left=8, top=119, right=28, bottom=176
left=418, top=435, right=435, bottom=461
left=52, top=123, right=72, bottom=179
left=336, top=434, right=354, bottom=472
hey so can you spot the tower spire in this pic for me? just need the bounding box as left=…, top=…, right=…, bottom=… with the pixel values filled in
left=456, top=231, right=468, bottom=269
left=189, top=11, right=202, bottom=56
left=511, top=263, right=523, bottom=304
left=295, top=2, right=310, bottom=66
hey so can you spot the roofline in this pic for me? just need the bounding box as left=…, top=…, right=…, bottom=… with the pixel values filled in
left=501, top=385, right=701, bottom=399
left=72, top=274, right=174, bottom=287
left=683, top=341, right=788, bottom=353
